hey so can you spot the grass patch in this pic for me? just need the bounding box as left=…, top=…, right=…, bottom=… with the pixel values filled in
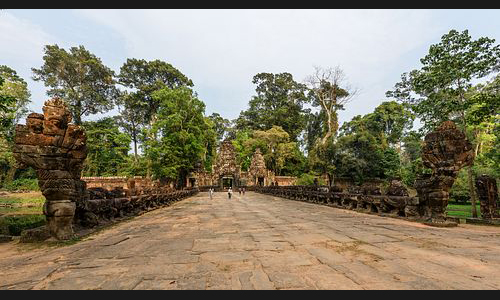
left=0, top=192, right=44, bottom=215
left=1, top=178, right=39, bottom=192
left=0, top=214, right=46, bottom=236
left=446, top=203, right=481, bottom=218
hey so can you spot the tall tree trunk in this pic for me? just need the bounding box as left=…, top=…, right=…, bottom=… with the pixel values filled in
left=458, top=105, right=479, bottom=218
left=467, top=165, right=478, bottom=218
left=74, top=99, right=82, bottom=125
left=132, top=131, right=138, bottom=162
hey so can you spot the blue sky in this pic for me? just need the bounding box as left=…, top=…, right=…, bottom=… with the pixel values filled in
left=1, top=9, right=499, bottom=126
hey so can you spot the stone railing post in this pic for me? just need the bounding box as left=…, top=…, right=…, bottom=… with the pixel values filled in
left=414, top=121, right=474, bottom=225
left=475, top=175, right=499, bottom=219
left=13, top=98, right=87, bottom=240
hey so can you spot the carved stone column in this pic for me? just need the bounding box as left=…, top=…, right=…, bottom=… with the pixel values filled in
left=13, top=98, right=87, bottom=240
left=414, top=121, right=474, bottom=224
left=475, top=175, right=499, bottom=219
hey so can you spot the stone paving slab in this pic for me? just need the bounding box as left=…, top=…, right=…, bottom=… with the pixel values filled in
left=0, top=191, right=499, bottom=290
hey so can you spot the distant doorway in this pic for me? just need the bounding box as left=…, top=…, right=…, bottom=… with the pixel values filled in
left=222, top=177, right=233, bottom=189
left=189, top=178, right=196, bottom=187
left=258, top=177, right=264, bottom=186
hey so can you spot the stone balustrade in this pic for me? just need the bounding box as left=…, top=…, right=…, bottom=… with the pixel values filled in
left=74, top=188, right=198, bottom=228
left=250, top=185, right=428, bottom=221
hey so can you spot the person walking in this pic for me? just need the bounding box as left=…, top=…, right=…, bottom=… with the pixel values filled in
left=228, top=187, right=232, bottom=199
left=242, top=187, right=245, bottom=195
left=209, top=188, right=213, bottom=200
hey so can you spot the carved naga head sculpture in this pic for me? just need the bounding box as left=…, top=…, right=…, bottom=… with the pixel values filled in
left=415, top=121, right=474, bottom=223
left=13, top=98, right=87, bottom=240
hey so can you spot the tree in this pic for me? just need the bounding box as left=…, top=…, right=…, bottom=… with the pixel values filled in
left=144, top=87, right=213, bottom=187
left=32, top=45, right=118, bottom=125
left=305, top=66, right=358, bottom=145
left=0, top=66, right=31, bottom=187
left=82, top=117, right=131, bottom=177
left=370, top=101, right=415, bottom=148
left=386, top=29, right=500, bottom=217
left=235, top=72, right=310, bottom=142
left=117, top=58, right=193, bottom=127
left=208, top=112, right=231, bottom=144
left=117, top=59, right=194, bottom=177
left=251, top=126, right=298, bottom=176
left=0, top=66, right=31, bottom=140
left=115, top=92, right=146, bottom=161
left=232, top=126, right=303, bottom=176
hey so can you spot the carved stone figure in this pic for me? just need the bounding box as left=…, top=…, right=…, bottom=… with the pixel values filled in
left=475, top=174, right=499, bottom=219
left=414, top=121, right=474, bottom=224
left=386, top=180, right=409, bottom=197
left=13, top=98, right=87, bottom=240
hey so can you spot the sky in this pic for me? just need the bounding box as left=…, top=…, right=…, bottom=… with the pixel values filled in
left=1, top=9, right=499, bottom=127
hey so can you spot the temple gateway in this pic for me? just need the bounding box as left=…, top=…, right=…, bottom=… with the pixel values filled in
left=186, top=140, right=291, bottom=189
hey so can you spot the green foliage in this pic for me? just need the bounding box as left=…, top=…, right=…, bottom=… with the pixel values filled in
left=0, top=215, right=46, bottom=236
left=115, top=92, right=146, bottom=160
left=117, top=58, right=193, bottom=126
left=0, top=67, right=31, bottom=189
left=32, top=44, right=118, bottom=124
left=231, top=126, right=305, bottom=176
left=449, top=169, right=471, bottom=203
left=208, top=112, right=231, bottom=144
left=82, top=117, right=131, bottom=176
left=387, top=29, right=500, bottom=131
left=0, top=66, right=31, bottom=140
left=145, top=87, right=214, bottom=186
left=1, top=178, right=39, bottom=191
left=235, top=72, right=310, bottom=142
left=232, top=129, right=253, bottom=171
left=296, top=173, right=325, bottom=186
left=309, top=101, right=413, bottom=184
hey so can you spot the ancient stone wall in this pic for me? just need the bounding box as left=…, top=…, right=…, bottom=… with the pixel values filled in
left=274, top=176, right=297, bottom=186
left=82, top=176, right=154, bottom=191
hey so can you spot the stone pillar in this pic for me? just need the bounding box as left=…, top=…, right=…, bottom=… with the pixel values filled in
left=12, top=98, right=87, bottom=240
left=475, top=175, right=499, bottom=219
left=414, top=121, right=474, bottom=224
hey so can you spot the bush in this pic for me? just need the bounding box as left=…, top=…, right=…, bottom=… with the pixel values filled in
left=296, top=173, right=325, bottom=186
left=0, top=215, right=46, bottom=236
left=449, top=169, right=470, bottom=204
left=2, top=178, right=39, bottom=191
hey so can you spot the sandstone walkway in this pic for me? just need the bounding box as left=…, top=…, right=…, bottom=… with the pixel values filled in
left=1, top=192, right=499, bottom=290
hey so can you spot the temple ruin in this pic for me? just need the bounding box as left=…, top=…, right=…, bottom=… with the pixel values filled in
left=186, top=141, right=277, bottom=189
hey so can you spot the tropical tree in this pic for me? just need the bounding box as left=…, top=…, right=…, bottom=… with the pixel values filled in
left=305, top=66, right=358, bottom=145
left=115, top=92, right=146, bottom=161
left=386, top=29, right=500, bottom=217
left=144, top=87, right=214, bottom=187
left=208, top=112, right=231, bottom=144
left=32, top=45, right=118, bottom=125
left=82, top=117, right=131, bottom=177
left=117, top=58, right=193, bottom=127
left=0, top=66, right=31, bottom=187
left=235, top=72, right=310, bottom=142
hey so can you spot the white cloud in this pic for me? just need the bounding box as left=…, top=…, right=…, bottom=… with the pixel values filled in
left=75, top=9, right=444, bottom=121
left=0, top=11, right=58, bottom=113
